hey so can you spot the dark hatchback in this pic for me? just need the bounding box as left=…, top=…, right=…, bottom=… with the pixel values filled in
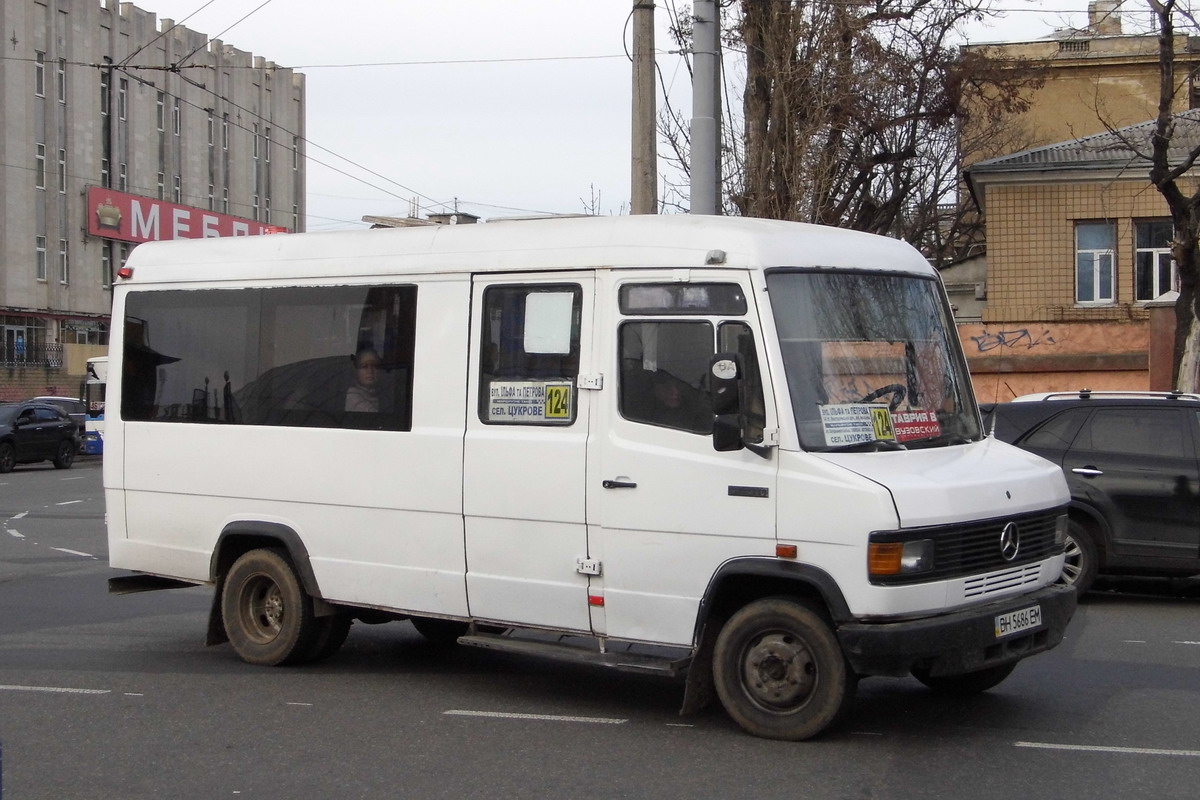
left=0, top=401, right=79, bottom=473
left=981, top=390, right=1200, bottom=594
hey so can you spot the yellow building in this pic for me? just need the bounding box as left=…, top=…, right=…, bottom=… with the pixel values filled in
left=963, top=0, right=1200, bottom=164
left=962, top=113, right=1194, bottom=401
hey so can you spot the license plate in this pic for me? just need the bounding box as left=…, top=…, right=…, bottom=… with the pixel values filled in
left=995, top=604, right=1042, bottom=638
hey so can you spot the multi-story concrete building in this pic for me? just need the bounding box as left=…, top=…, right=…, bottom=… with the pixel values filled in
left=1, top=0, right=304, bottom=399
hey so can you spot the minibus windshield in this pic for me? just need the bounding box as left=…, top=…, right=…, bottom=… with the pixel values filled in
left=766, top=270, right=982, bottom=452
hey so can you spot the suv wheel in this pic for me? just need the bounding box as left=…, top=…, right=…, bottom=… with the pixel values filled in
left=1060, top=520, right=1099, bottom=596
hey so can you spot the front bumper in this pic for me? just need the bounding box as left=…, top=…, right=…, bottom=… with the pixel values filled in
left=836, top=583, right=1076, bottom=678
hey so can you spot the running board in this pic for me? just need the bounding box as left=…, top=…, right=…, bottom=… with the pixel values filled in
left=457, top=632, right=691, bottom=678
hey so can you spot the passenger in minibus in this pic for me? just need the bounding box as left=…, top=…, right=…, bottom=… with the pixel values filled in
left=345, top=347, right=382, bottom=413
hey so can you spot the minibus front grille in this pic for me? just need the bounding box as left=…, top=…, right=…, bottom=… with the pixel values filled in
left=869, top=508, right=1064, bottom=585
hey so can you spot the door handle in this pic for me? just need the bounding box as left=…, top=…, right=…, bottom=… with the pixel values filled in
left=602, top=479, right=637, bottom=489
left=1071, top=467, right=1103, bottom=477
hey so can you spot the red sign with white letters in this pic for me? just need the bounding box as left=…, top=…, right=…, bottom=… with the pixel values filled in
left=86, top=186, right=288, bottom=243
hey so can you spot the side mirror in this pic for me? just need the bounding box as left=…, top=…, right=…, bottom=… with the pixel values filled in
left=710, top=353, right=744, bottom=452
left=710, top=353, right=742, bottom=415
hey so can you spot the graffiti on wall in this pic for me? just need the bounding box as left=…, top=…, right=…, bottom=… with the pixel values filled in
left=969, top=328, right=1064, bottom=353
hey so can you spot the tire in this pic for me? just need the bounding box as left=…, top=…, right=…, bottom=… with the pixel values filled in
left=912, top=661, right=1017, bottom=694
left=712, top=597, right=852, bottom=741
left=304, top=614, right=352, bottom=663
left=411, top=617, right=469, bottom=645
left=221, top=548, right=318, bottom=666
left=1060, top=520, right=1099, bottom=596
left=0, top=442, right=14, bottom=473
left=52, top=440, right=75, bottom=469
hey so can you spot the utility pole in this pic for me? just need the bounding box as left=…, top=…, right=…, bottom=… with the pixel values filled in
left=690, top=0, right=721, bottom=215
left=631, top=1, right=657, bottom=215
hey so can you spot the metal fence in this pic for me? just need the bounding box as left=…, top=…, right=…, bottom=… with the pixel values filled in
left=1, top=342, right=63, bottom=368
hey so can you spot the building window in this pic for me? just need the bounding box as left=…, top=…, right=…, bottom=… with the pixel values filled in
left=253, top=123, right=260, bottom=160
left=101, top=158, right=110, bottom=188
left=1076, top=221, right=1115, bottom=304
left=119, top=162, right=127, bottom=191
left=207, top=112, right=215, bottom=146
left=173, top=175, right=182, bottom=203
left=252, top=194, right=260, bottom=220
left=118, top=79, right=128, bottom=120
left=35, top=143, right=46, bottom=189
left=100, top=70, right=110, bottom=116
left=292, top=204, right=298, bottom=231
left=35, top=52, right=45, bottom=97
left=292, top=136, right=299, bottom=170
left=208, top=183, right=215, bottom=210
left=57, top=59, right=66, bottom=103
left=59, top=239, right=69, bottom=285
left=173, top=98, right=181, bottom=135
left=264, top=196, right=271, bottom=222
left=36, top=236, right=48, bottom=281
left=102, top=246, right=112, bottom=289
left=264, top=126, right=271, bottom=162
left=1135, top=220, right=1177, bottom=301
left=222, top=114, right=230, bottom=150
left=157, top=172, right=165, bottom=199
left=222, top=187, right=229, bottom=213
left=58, top=149, right=66, bottom=193
left=156, top=92, right=165, bottom=131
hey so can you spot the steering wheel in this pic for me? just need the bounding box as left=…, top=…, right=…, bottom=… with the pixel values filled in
left=860, top=384, right=906, bottom=411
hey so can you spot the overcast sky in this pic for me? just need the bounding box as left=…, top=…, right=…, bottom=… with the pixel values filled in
left=131, top=1, right=1125, bottom=231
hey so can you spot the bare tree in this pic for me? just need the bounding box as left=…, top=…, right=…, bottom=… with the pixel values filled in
left=1147, top=0, right=1200, bottom=391
left=659, top=1, right=1044, bottom=265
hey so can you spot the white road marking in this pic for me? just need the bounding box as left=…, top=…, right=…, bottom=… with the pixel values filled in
left=56, top=500, right=83, bottom=505
left=287, top=702, right=314, bottom=707
left=1016, top=741, right=1200, bottom=757
left=444, top=709, right=627, bottom=725
left=7, top=529, right=25, bottom=538
left=0, top=684, right=110, bottom=695
left=51, top=547, right=95, bottom=558
left=13, top=512, right=28, bottom=519
left=1121, top=640, right=1146, bottom=644
left=1173, top=641, right=1200, bottom=646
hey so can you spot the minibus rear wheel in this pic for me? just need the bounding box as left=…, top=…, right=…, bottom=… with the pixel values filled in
left=712, top=597, right=852, bottom=741
left=222, top=548, right=318, bottom=666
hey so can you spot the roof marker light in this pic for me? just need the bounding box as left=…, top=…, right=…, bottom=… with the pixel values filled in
left=117, top=267, right=134, bottom=280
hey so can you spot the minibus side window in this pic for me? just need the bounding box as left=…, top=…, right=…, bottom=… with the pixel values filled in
left=718, top=322, right=766, bottom=444
left=619, top=321, right=714, bottom=434
left=122, top=285, right=416, bottom=431
left=478, top=284, right=582, bottom=425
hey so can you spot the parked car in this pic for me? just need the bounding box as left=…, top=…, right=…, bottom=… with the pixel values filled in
left=0, top=401, right=79, bottom=472
left=982, top=390, right=1200, bottom=594
left=29, top=395, right=88, bottom=443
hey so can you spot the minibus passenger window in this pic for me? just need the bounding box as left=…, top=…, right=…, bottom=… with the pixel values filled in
left=122, top=285, right=416, bottom=431
left=718, top=322, right=765, bottom=444
left=479, top=285, right=582, bottom=425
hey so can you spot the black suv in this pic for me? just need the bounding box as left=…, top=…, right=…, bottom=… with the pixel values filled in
left=982, top=390, right=1200, bottom=594
left=0, top=401, right=79, bottom=473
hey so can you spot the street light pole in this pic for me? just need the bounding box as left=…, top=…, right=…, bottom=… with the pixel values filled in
left=690, top=0, right=721, bottom=215
left=631, top=1, right=657, bottom=215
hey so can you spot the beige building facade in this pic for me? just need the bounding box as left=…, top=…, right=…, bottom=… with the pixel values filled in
left=963, top=113, right=1197, bottom=401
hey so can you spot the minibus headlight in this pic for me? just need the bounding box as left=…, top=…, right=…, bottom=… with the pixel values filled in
left=868, top=539, right=934, bottom=577
left=1054, top=514, right=1069, bottom=547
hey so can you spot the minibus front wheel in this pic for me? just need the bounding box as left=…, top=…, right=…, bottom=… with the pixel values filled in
left=222, top=548, right=318, bottom=666
left=712, top=597, right=853, bottom=741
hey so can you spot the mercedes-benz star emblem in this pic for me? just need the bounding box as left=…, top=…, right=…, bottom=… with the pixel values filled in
left=1000, top=521, right=1021, bottom=561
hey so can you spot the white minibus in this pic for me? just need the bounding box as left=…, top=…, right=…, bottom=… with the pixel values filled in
left=106, top=215, right=1074, bottom=740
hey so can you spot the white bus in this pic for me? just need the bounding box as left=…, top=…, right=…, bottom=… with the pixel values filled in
left=105, top=215, right=1074, bottom=740
left=83, top=355, right=107, bottom=454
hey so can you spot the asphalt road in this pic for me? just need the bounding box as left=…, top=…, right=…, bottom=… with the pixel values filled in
left=2, top=459, right=1199, bottom=799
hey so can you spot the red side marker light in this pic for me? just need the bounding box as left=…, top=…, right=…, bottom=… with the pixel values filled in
left=117, top=267, right=134, bottom=280
left=776, top=543, right=798, bottom=559
left=588, top=594, right=605, bottom=607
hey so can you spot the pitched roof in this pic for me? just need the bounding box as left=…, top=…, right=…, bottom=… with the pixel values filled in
left=968, top=108, right=1200, bottom=175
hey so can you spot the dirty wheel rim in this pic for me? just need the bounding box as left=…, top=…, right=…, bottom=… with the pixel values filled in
left=739, top=631, right=817, bottom=712
left=239, top=573, right=286, bottom=644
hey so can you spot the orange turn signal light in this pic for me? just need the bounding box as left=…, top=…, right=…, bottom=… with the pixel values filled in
left=868, top=542, right=904, bottom=576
